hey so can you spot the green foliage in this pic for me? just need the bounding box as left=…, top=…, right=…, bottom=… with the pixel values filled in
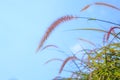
left=87, top=43, right=120, bottom=80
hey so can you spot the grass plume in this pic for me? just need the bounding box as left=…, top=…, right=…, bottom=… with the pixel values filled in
left=106, top=26, right=120, bottom=41
left=80, top=2, right=120, bottom=12
left=36, top=15, right=78, bottom=53
left=59, top=56, right=78, bottom=74
left=80, top=4, right=91, bottom=12
left=78, top=38, right=96, bottom=47
left=41, top=44, right=58, bottom=51
left=44, top=58, right=63, bottom=64
left=95, top=2, right=120, bottom=11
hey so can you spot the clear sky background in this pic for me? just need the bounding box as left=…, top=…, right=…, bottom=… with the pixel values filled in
left=0, top=0, right=120, bottom=80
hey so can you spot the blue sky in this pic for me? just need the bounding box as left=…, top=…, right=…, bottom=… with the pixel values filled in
left=0, top=0, right=120, bottom=80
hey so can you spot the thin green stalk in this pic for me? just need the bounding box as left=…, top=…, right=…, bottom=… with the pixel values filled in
left=77, top=17, right=120, bottom=26
left=70, top=50, right=81, bottom=72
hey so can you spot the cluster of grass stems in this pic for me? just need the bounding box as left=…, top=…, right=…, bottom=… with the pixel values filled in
left=37, top=2, right=120, bottom=80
